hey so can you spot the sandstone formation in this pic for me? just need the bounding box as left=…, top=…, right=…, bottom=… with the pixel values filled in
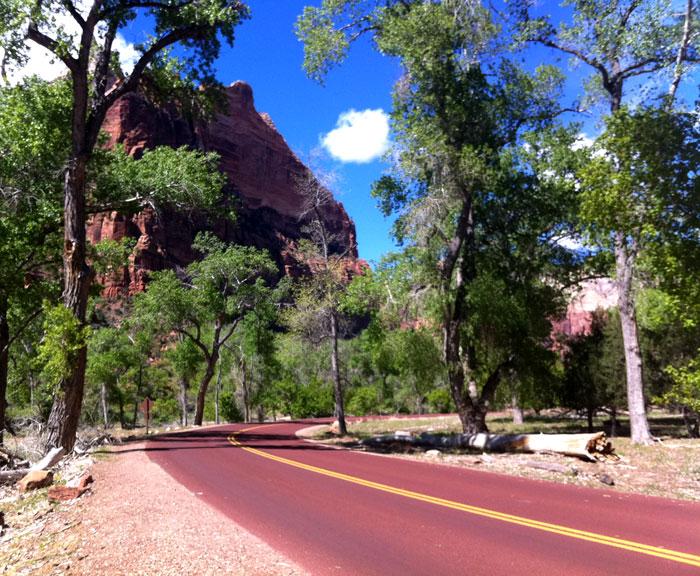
left=552, top=278, right=618, bottom=339
left=90, top=81, right=362, bottom=298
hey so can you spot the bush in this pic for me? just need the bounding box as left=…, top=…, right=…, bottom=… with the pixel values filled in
left=151, top=396, right=180, bottom=424
left=348, top=385, right=380, bottom=416
left=271, top=375, right=334, bottom=419
left=426, top=388, right=453, bottom=414
left=220, top=391, right=243, bottom=423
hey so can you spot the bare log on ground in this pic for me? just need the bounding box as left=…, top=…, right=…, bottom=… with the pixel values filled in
left=362, top=431, right=618, bottom=462
left=0, top=470, right=27, bottom=485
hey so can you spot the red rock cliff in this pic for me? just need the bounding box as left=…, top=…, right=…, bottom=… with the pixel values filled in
left=90, top=81, right=361, bottom=297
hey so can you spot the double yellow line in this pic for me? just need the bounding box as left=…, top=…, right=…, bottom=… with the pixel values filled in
left=228, top=425, right=700, bottom=569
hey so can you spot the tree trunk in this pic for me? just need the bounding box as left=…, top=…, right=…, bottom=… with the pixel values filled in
left=368, top=431, right=617, bottom=462
left=194, top=351, right=218, bottom=426
left=117, top=394, right=126, bottom=429
left=0, top=299, right=9, bottom=446
left=610, top=406, right=617, bottom=437
left=683, top=406, right=699, bottom=438
left=44, top=148, right=93, bottom=452
left=240, top=357, right=251, bottom=423
left=330, top=312, right=347, bottom=435
left=512, top=391, right=524, bottom=425
left=100, top=382, right=109, bottom=429
left=215, top=362, right=222, bottom=425
left=179, top=378, right=188, bottom=426
left=132, top=363, right=143, bottom=429
left=615, top=235, right=653, bottom=444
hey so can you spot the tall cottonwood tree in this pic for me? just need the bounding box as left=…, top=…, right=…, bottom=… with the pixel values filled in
left=0, top=0, right=249, bottom=450
left=514, top=0, right=699, bottom=443
left=285, top=172, right=357, bottom=435
left=298, top=0, right=579, bottom=433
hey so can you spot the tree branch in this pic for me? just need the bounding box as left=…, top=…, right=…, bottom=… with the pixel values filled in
left=61, top=0, right=86, bottom=29
left=26, top=24, right=78, bottom=73
left=669, top=0, right=694, bottom=104
left=1, top=308, right=43, bottom=354
left=100, top=24, right=205, bottom=114
left=537, top=39, right=611, bottom=88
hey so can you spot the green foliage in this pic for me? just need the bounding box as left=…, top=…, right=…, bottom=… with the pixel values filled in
left=35, top=303, right=91, bottom=391
left=219, top=391, right=243, bottom=422
left=151, top=396, right=180, bottom=425
left=135, top=236, right=276, bottom=340
left=347, top=385, right=380, bottom=416
left=663, top=355, right=700, bottom=414
left=92, top=145, right=228, bottom=214
left=579, top=107, right=700, bottom=247
left=90, top=238, right=137, bottom=276
left=562, top=310, right=627, bottom=415
left=0, top=1, right=250, bottom=86
left=425, top=388, right=452, bottom=414
left=512, top=0, right=692, bottom=109
left=270, top=375, right=334, bottom=419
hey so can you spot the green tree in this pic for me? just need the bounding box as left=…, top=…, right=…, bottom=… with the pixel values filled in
left=135, top=233, right=276, bottom=426
left=86, top=326, right=139, bottom=428
left=1, top=0, right=249, bottom=451
left=165, top=336, right=201, bottom=426
left=0, top=78, right=67, bottom=443
left=299, top=0, right=576, bottom=433
left=514, top=0, right=700, bottom=444
left=577, top=107, right=700, bottom=441
left=285, top=170, right=358, bottom=435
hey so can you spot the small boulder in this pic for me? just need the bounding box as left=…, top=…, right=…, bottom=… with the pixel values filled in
left=48, top=486, right=84, bottom=502
left=425, top=449, right=442, bottom=458
left=77, top=473, right=94, bottom=490
left=597, top=474, right=615, bottom=486
left=17, top=470, right=53, bottom=493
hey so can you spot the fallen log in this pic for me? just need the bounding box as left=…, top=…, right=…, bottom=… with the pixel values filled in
left=30, top=447, right=65, bottom=472
left=0, top=470, right=27, bottom=485
left=363, top=431, right=618, bottom=462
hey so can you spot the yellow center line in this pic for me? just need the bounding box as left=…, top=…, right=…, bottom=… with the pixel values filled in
left=228, top=424, right=700, bottom=569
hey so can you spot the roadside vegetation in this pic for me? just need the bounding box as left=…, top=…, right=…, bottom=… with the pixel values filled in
left=0, top=0, right=698, bottom=482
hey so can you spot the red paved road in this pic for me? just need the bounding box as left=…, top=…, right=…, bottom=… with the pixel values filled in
left=146, top=422, right=700, bottom=575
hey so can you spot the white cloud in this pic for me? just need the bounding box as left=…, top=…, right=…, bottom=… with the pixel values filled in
left=571, top=133, right=595, bottom=151
left=112, top=33, right=140, bottom=75
left=322, top=108, right=390, bottom=163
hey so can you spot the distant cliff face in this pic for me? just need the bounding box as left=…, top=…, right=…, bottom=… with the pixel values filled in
left=90, top=81, right=362, bottom=298
left=551, top=279, right=619, bottom=340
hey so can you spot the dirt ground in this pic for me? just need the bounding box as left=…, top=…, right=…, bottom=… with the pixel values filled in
left=0, top=440, right=306, bottom=576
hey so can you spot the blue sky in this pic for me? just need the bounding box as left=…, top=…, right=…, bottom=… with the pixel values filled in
left=210, top=0, right=403, bottom=266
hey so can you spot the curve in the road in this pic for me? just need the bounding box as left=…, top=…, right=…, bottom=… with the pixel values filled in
left=146, top=421, right=700, bottom=575
left=229, top=423, right=700, bottom=569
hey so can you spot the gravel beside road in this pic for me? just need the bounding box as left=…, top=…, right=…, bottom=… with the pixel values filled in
left=72, top=442, right=306, bottom=576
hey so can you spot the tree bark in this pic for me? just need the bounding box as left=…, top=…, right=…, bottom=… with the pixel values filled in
left=44, top=135, right=93, bottom=451
left=512, top=391, right=524, bottom=425
left=615, top=234, right=653, bottom=444
left=215, top=362, right=222, bottom=425
left=179, top=378, right=188, bottom=426
left=330, top=312, right=347, bottom=435
left=100, top=382, right=109, bottom=429
left=0, top=298, right=9, bottom=446
left=194, top=359, right=216, bottom=426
